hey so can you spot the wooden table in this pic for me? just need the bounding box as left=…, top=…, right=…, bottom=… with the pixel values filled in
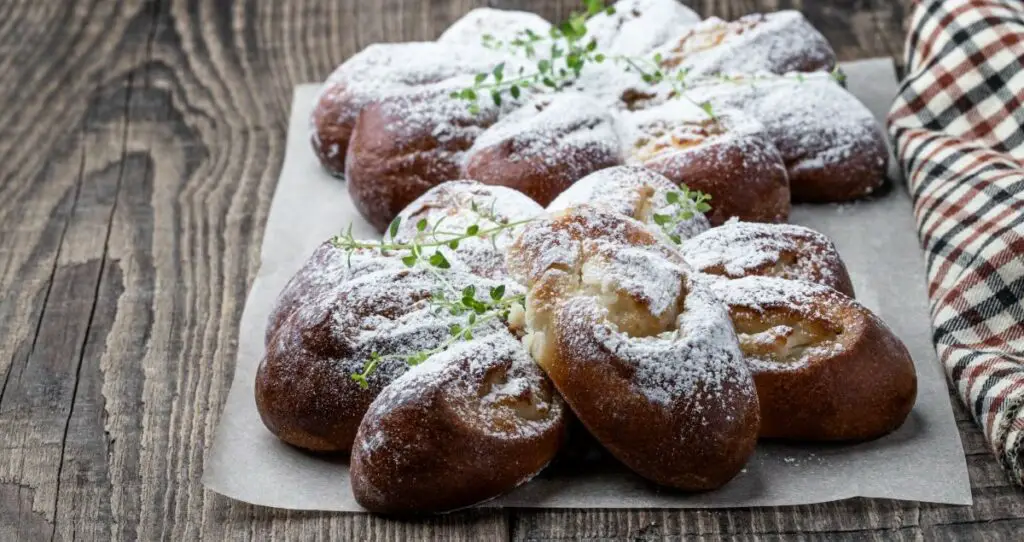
left=1, top=1, right=1021, bottom=540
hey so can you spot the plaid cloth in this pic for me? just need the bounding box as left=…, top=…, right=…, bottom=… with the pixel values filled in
left=889, top=0, right=1024, bottom=485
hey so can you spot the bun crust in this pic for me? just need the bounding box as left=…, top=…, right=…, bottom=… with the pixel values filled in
left=462, top=94, right=624, bottom=206
left=508, top=206, right=759, bottom=490
left=711, top=276, right=917, bottom=441
left=626, top=108, right=790, bottom=225
left=682, top=222, right=855, bottom=297
left=548, top=165, right=711, bottom=242
left=345, top=84, right=506, bottom=231
left=393, top=180, right=543, bottom=279
left=257, top=258, right=520, bottom=453
left=351, top=332, right=566, bottom=514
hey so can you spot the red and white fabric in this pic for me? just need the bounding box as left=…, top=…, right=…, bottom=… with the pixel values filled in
left=889, top=0, right=1024, bottom=485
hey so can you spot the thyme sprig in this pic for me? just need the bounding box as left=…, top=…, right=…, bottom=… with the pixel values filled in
left=653, top=187, right=713, bottom=244
left=330, top=212, right=533, bottom=389
left=350, top=285, right=527, bottom=389
left=452, top=0, right=614, bottom=114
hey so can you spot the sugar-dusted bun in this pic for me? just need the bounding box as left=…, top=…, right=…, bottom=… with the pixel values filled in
left=547, top=165, right=710, bottom=241
left=346, top=79, right=523, bottom=232
left=392, top=180, right=543, bottom=279
left=682, top=221, right=855, bottom=297
left=351, top=331, right=566, bottom=514
left=256, top=263, right=519, bottom=453
left=265, top=242, right=406, bottom=344
left=586, top=0, right=701, bottom=56
left=311, top=43, right=504, bottom=175
left=710, top=276, right=917, bottom=441
left=624, top=104, right=790, bottom=225
left=462, top=93, right=624, bottom=207
left=653, top=11, right=836, bottom=76
left=507, top=206, right=759, bottom=490
left=437, top=7, right=552, bottom=46
left=690, top=76, right=887, bottom=202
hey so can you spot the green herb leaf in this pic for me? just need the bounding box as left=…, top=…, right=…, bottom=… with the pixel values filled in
left=416, top=218, right=428, bottom=231
left=429, top=252, right=450, bottom=269
left=387, top=216, right=402, bottom=239
left=652, top=213, right=671, bottom=225
left=402, top=255, right=417, bottom=267
left=666, top=191, right=680, bottom=204
left=463, top=285, right=476, bottom=299
left=466, top=224, right=480, bottom=236
left=490, top=284, right=505, bottom=301
left=510, top=84, right=521, bottom=99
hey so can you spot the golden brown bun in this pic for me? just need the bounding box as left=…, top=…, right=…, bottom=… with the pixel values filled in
left=547, top=165, right=711, bottom=242
left=392, top=180, right=543, bottom=279
left=689, top=77, right=887, bottom=203
left=310, top=43, right=503, bottom=176
left=654, top=11, right=836, bottom=76
left=345, top=82, right=508, bottom=232
left=256, top=260, right=519, bottom=453
left=351, top=331, right=566, bottom=514
left=462, top=93, right=624, bottom=206
left=624, top=106, right=790, bottom=225
left=682, top=222, right=855, bottom=297
left=507, top=206, right=760, bottom=490
left=710, top=276, right=917, bottom=441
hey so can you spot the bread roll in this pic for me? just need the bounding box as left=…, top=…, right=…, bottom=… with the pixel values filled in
left=393, top=180, right=543, bottom=279
left=311, top=43, right=504, bottom=175
left=653, top=11, right=836, bottom=76
left=462, top=93, right=624, bottom=206
left=682, top=221, right=855, bottom=297
left=256, top=263, right=520, bottom=453
left=689, top=76, right=888, bottom=202
left=507, top=206, right=759, bottom=490
left=710, top=276, right=917, bottom=441
left=345, top=80, right=521, bottom=231
left=437, top=7, right=552, bottom=47
left=547, top=165, right=710, bottom=242
left=624, top=104, right=790, bottom=225
left=351, top=331, right=566, bottom=514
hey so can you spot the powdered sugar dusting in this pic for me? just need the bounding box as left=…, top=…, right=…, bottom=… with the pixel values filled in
left=365, top=330, right=563, bottom=441
left=681, top=221, right=845, bottom=286
left=652, top=11, right=835, bottom=77
left=438, top=8, right=552, bottom=48
left=395, top=180, right=543, bottom=279
left=547, top=165, right=711, bottom=241
left=468, top=93, right=623, bottom=171
left=688, top=76, right=883, bottom=170
left=587, top=0, right=701, bottom=56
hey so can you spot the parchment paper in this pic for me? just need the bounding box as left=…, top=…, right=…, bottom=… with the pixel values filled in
left=203, top=58, right=973, bottom=510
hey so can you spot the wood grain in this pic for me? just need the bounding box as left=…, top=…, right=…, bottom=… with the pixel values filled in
left=0, top=1, right=1019, bottom=541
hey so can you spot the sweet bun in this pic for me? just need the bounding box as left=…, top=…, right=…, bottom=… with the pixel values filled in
left=690, top=76, right=888, bottom=201
left=624, top=104, right=790, bottom=225
left=311, top=43, right=503, bottom=175
left=437, top=7, right=552, bottom=46
left=653, top=11, right=836, bottom=76
left=393, top=180, right=543, bottom=279
left=256, top=263, right=518, bottom=453
left=346, top=80, right=521, bottom=231
left=586, top=0, right=701, bottom=56
left=266, top=242, right=404, bottom=344
left=351, top=331, right=566, bottom=514
left=681, top=221, right=855, bottom=297
left=547, top=165, right=710, bottom=241
left=710, top=276, right=917, bottom=441
left=462, top=93, right=624, bottom=206
left=507, top=206, right=759, bottom=490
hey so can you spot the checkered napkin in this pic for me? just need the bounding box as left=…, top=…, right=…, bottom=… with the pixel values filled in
left=888, top=0, right=1024, bottom=485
